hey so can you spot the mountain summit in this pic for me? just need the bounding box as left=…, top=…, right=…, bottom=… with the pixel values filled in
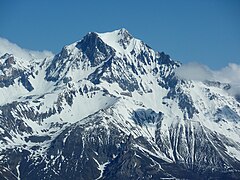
left=0, top=29, right=240, bottom=179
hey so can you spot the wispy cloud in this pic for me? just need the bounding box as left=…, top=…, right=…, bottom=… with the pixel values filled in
left=174, top=62, right=213, bottom=81
left=0, top=37, right=54, bottom=60
left=175, top=62, right=240, bottom=96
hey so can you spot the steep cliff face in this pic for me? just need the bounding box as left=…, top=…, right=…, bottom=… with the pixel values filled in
left=0, top=29, right=240, bottom=180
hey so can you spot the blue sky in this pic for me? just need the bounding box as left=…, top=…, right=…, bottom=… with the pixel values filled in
left=0, top=0, right=239, bottom=69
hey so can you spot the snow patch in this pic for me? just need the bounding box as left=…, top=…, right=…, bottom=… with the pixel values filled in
left=93, top=157, right=110, bottom=180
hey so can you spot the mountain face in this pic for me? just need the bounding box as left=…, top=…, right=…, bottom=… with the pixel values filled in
left=0, top=29, right=240, bottom=180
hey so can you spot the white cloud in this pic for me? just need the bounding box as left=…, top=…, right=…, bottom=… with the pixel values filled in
left=214, top=63, right=240, bottom=84
left=174, top=62, right=214, bottom=81
left=0, top=37, right=54, bottom=60
left=175, top=62, right=240, bottom=96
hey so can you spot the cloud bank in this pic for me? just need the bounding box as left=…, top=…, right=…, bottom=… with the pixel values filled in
left=175, top=62, right=240, bottom=96
left=0, top=37, right=54, bottom=60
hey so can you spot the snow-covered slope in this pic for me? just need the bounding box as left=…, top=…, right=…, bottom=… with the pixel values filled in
left=0, top=29, right=240, bottom=180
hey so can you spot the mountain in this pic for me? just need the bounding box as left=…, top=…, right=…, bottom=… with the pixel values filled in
left=0, top=29, right=240, bottom=180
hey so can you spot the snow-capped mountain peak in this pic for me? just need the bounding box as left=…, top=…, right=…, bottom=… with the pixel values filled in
left=61, top=28, right=135, bottom=57
left=0, top=29, right=240, bottom=179
left=97, top=28, right=144, bottom=55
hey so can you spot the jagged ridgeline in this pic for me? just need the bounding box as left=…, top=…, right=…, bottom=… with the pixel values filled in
left=0, top=29, right=240, bottom=180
